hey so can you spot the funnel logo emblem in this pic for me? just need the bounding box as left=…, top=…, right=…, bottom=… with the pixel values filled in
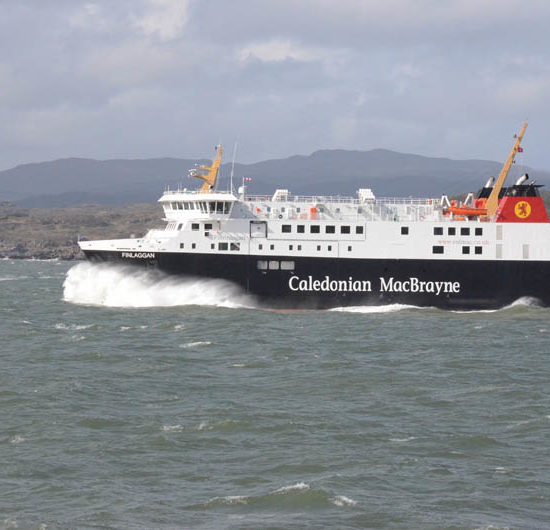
left=514, top=201, right=531, bottom=219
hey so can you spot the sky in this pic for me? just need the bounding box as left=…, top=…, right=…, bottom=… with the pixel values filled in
left=1, top=0, right=550, bottom=171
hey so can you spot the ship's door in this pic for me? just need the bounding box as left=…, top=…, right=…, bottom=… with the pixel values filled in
left=250, top=221, right=267, bottom=238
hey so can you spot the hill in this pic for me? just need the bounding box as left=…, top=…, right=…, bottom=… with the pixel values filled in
left=1, top=149, right=548, bottom=207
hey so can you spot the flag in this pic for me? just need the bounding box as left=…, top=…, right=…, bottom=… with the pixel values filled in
left=517, top=147, right=523, bottom=152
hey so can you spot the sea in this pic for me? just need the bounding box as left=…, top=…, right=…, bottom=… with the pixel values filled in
left=1, top=259, right=549, bottom=530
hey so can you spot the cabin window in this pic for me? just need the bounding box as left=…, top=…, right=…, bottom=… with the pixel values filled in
left=289, top=245, right=293, bottom=250
left=348, top=246, right=352, bottom=251
left=401, top=226, right=409, bottom=235
left=311, top=225, right=320, bottom=234
left=462, top=246, right=470, bottom=254
left=434, top=227, right=443, bottom=235
left=211, top=243, right=215, bottom=249
left=218, top=242, right=228, bottom=250
left=475, top=246, right=483, bottom=255
left=328, top=245, right=332, bottom=251
left=461, top=227, right=470, bottom=236
left=230, top=243, right=240, bottom=251
left=259, top=244, right=263, bottom=250
left=475, top=227, right=483, bottom=236
left=177, top=223, right=183, bottom=231
left=432, top=246, right=444, bottom=254
left=297, top=225, right=305, bottom=233
left=296, top=207, right=301, bottom=213
left=266, top=207, right=271, bottom=213
left=191, top=223, right=199, bottom=231
left=317, top=245, right=321, bottom=251
left=180, top=243, right=184, bottom=249
left=448, top=227, right=456, bottom=236
left=270, top=244, right=274, bottom=250
left=257, top=260, right=268, bottom=270
left=282, top=225, right=291, bottom=233
left=192, top=243, right=196, bottom=249
left=297, top=245, right=302, bottom=250
left=268, top=261, right=279, bottom=270
left=205, top=223, right=213, bottom=230
left=357, top=207, right=363, bottom=213
left=356, top=226, right=364, bottom=234
left=326, top=225, right=335, bottom=234
left=281, top=261, right=295, bottom=271
left=341, top=226, right=350, bottom=234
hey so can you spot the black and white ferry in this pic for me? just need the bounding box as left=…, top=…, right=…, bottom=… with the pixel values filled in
left=79, top=122, right=550, bottom=309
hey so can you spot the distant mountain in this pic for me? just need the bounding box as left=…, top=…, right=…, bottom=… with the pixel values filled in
left=1, top=149, right=548, bottom=207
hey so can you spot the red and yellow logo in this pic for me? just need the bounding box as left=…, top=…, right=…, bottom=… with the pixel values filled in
left=514, top=201, right=531, bottom=219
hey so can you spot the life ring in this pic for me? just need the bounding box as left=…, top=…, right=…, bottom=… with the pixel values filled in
left=278, top=214, right=283, bottom=219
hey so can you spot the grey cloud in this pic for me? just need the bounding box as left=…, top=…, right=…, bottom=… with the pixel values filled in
left=0, top=0, right=549, bottom=172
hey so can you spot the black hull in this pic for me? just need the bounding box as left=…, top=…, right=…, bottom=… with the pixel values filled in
left=82, top=250, right=550, bottom=310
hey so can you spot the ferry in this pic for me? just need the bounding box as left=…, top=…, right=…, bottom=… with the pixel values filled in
left=79, top=121, right=550, bottom=309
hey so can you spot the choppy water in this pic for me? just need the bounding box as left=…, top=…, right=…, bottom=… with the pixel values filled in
left=1, top=259, right=550, bottom=529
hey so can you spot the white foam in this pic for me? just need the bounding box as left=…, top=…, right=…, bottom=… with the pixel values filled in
left=213, top=495, right=248, bottom=505
left=54, top=323, right=93, bottom=331
left=389, top=436, right=418, bottom=443
left=63, top=262, right=256, bottom=308
left=329, top=303, right=422, bottom=314
left=273, top=482, right=310, bottom=494
left=9, top=435, right=26, bottom=445
left=179, top=341, right=211, bottom=349
left=330, top=495, right=357, bottom=507
left=162, top=424, right=183, bottom=432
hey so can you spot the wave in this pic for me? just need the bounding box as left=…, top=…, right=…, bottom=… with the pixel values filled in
left=63, top=262, right=256, bottom=309
left=198, top=482, right=357, bottom=510
left=329, top=303, right=426, bottom=314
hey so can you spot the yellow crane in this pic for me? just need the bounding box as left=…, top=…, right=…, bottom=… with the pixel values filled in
left=189, top=145, right=224, bottom=193
left=484, top=121, right=528, bottom=219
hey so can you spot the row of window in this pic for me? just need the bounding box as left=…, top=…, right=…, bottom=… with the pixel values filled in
left=258, top=243, right=353, bottom=252
left=257, top=260, right=295, bottom=271
left=401, top=226, right=483, bottom=236
left=282, top=224, right=364, bottom=235
left=433, top=245, right=483, bottom=255
left=169, top=201, right=232, bottom=214
left=179, top=242, right=240, bottom=251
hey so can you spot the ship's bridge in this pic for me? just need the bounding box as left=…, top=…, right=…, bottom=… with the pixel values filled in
left=159, top=189, right=238, bottom=220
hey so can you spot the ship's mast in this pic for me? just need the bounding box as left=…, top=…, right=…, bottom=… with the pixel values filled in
left=189, top=145, right=224, bottom=193
left=485, top=121, right=528, bottom=218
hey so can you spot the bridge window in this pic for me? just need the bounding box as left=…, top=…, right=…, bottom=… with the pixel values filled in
left=281, top=261, right=295, bottom=270
left=257, top=260, right=268, bottom=270
left=205, top=223, right=213, bottom=230
left=432, top=246, right=444, bottom=254
left=183, top=202, right=190, bottom=210
left=177, top=224, right=183, bottom=231
left=230, top=243, right=240, bottom=251
left=191, top=223, right=199, bottom=230
left=268, top=261, right=279, bottom=270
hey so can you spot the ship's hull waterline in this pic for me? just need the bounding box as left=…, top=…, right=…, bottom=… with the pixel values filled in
left=82, top=250, right=548, bottom=310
